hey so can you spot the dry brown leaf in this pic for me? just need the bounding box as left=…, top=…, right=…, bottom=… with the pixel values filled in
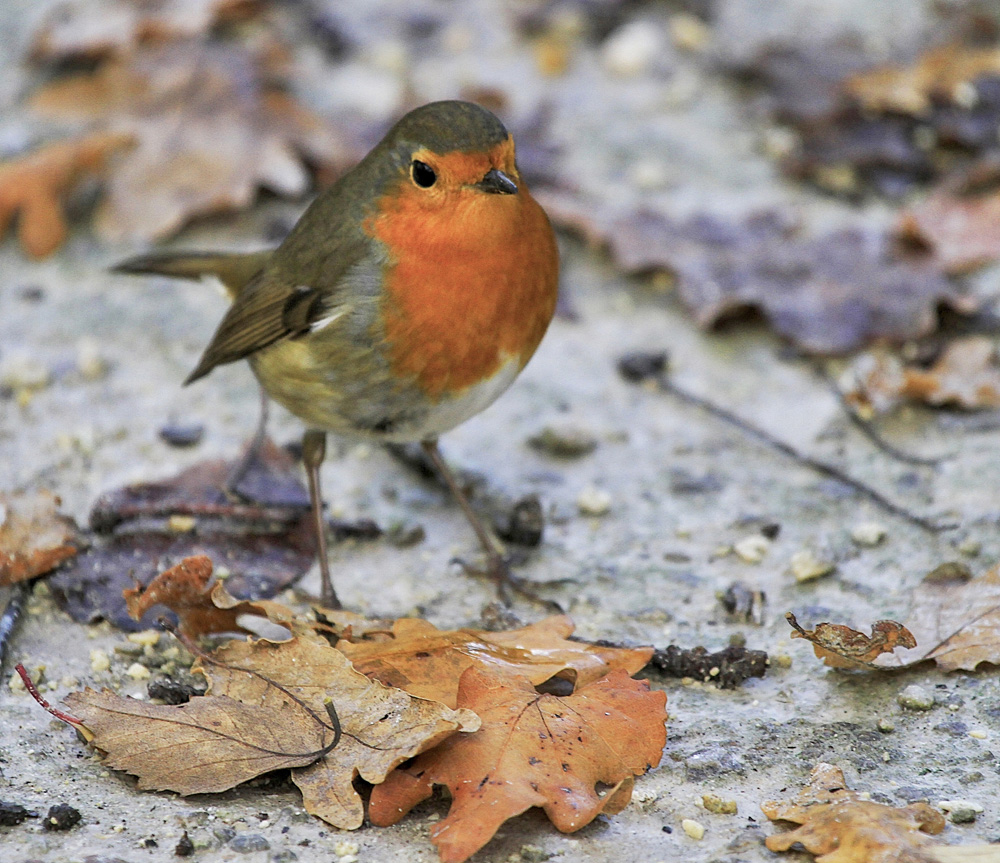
left=29, top=41, right=350, bottom=243
left=845, top=44, right=1000, bottom=116
left=785, top=612, right=916, bottom=669
left=369, top=667, right=667, bottom=863
left=65, top=636, right=473, bottom=820
left=0, top=132, right=133, bottom=258
left=30, top=0, right=257, bottom=60
left=0, top=490, right=80, bottom=586
left=123, top=555, right=301, bottom=640
left=763, top=763, right=946, bottom=863
left=336, top=615, right=653, bottom=708
left=197, top=638, right=477, bottom=829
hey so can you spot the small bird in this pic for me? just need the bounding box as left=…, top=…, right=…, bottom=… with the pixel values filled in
left=114, top=100, right=560, bottom=609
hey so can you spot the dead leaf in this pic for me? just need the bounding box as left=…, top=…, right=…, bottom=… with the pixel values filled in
left=763, top=763, right=946, bottom=863
left=598, top=210, right=972, bottom=354
left=0, top=490, right=80, bottom=586
left=785, top=612, right=917, bottom=669
left=369, top=667, right=667, bottom=863
left=49, top=439, right=317, bottom=631
left=198, top=638, right=477, bottom=829
left=29, top=41, right=351, bottom=243
left=336, top=615, right=653, bottom=708
left=30, top=0, right=257, bottom=60
left=0, top=132, right=133, bottom=258
left=123, top=555, right=301, bottom=640
left=64, top=636, right=473, bottom=822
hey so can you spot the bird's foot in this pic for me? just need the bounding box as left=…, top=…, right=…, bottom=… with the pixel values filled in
left=452, top=550, right=563, bottom=614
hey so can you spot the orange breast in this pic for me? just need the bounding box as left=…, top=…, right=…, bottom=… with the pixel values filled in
left=368, top=177, right=558, bottom=401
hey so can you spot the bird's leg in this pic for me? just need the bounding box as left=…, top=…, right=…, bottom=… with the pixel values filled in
left=421, top=439, right=553, bottom=608
left=224, top=385, right=270, bottom=497
left=303, top=429, right=339, bottom=609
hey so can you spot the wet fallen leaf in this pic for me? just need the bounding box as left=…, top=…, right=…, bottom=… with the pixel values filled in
left=369, top=667, right=667, bottom=863
left=30, top=0, right=257, bottom=60
left=599, top=210, right=972, bottom=354
left=0, top=490, right=80, bottom=586
left=763, top=762, right=947, bottom=863
left=49, top=439, right=317, bottom=631
left=336, top=615, right=653, bottom=708
left=123, top=555, right=302, bottom=640
left=64, top=635, right=473, bottom=824
left=29, top=40, right=350, bottom=243
left=0, top=132, right=133, bottom=258
left=785, top=612, right=917, bottom=669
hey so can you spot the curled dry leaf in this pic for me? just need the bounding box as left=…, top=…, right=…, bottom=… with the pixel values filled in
left=843, top=337, right=1000, bottom=415
left=123, top=554, right=302, bottom=641
left=30, top=0, right=258, bottom=60
left=0, top=132, right=133, bottom=258
left=64, top=636, right=474, bottom=827
left=29, top=41, right=351, bottom=243
left=763, top=762, right=946, bottom=863
left=785, top=612, right=916, bottom=669
left=369, top=667, right=667, bottom=863
left=0, top=490, right=80, bottom=586
left=336, top=615, right=653, bottom=708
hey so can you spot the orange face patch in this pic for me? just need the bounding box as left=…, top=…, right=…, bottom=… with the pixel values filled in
left=366, top=141, right=559, bottom=401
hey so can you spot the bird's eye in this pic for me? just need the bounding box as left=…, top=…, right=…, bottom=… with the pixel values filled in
left=411, top=160, right=436, bottom=188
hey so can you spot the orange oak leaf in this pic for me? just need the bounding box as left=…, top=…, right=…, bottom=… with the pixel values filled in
left=368, top=667, right=667, bottom=863
left=196, top=638, right=477, bottom=829
left=64, top=636, right=473, bottom=822
left=336, top=615, right=653, bottom=709
left=0, top=490, right=80, bottom=586
left=123, top=555, right=303, bottom=640
left=0, top=132, right=133, bottom=258
left=785, top=612, right=916, bottom=669
left=763, top=763, right=946, bottom=863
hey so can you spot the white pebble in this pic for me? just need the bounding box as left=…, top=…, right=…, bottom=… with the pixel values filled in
left=851, top=522, right=887, bottom=547
left=601, top=20, right=664, bottom=77
left=789, top=549, right=835, bottom=582
left=681, top=818, right=705, bottom=840
left=577, top=486, right=612, bottom=517
left=126, top=662, right=151, bottom=680
left=734, top=535, right=770, bottom=563
left=90, top=649, right=111, bottom=673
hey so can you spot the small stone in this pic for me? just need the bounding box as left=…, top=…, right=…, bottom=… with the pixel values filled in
left=334, top=841, right=359, bottom=857
left=851, top=522, right=887, bottom=547
left=576, top=486, right=611, bottom=516
left=128, top=630, right=161, bottom=647
left=271, top=851, right=298, bottom=863
left=175, top=830, right=195, bottom=856
left=44, top=803, right=81, bottom=831
left=231, top=833, right=270, bottom=853
left=90, top=649, right=111, bottom=673
left=517, top=844, right=551, bottom=863
left=0, top=802, right=33, bottom=826
left=877, top=717, right=895, bottom=733
left=734, top=535, right=770, bottom=563
left=669, top=13, right=709, bottom=51
left=114, top=642, right=144, bottom=657
left=159, top=422, right=205, bottom=448
left=938, top=800, right=983, bottom=824
left=789, top=549, right=835, bottom=582
left=701, top=794, right=737, bottom=814
left=527, top=424, right=597, bottom=458
left=126, top=662, right=151, bottom=680
left=601, top=19, right=663, bottom=76
left=898, top=684, right=935, bottom=711
left=168, top=514, right=197, bottom=533
left=957, top=538, right=981, bottom=557
left=385, top=521, right=426, bottom=548
left=969, top=729, right=987, bottom=739
left=681, top=818, right=705, bottom=840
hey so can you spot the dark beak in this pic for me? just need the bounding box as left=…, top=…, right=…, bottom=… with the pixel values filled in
left=476, top=168, right=518, bottom=195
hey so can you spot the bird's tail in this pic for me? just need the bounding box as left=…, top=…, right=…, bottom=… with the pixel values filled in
left=110, top=250, right=272, bottom=300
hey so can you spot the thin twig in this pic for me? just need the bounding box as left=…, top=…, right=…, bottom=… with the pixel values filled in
left=812, top=362, right=943, bottom=467
left=617, top=352, right=953, bottom=533
left=0, top=583, right=30, bottom=675
left=15, top=663, right=84, bottom=726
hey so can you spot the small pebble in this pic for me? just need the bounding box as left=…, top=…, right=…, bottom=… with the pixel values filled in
left=90, top=649, right=111, bottom=673
left=43, top=804, right=81, bottom=831
left=969, top=729, right=987, bottom=740
left=168, top=514, right=197, bottom=533
left=701, top=794, right=737, bottom=815
left=851, top=522, right=887, bottom=547
left=957, top=538, right=981, bottom=557
left=681, top=818, right=705, bottom=840
left=877, top=717, right=895, bottom=733
left=527, top=424, right=597, bottom=458
left=386, top=521, right=426, bottom=548
left=789, top=549, right=835, bottom=582
left=334, top=840, right=360, bottom=857
left=734, top=535, right=770, bottom=564
left=772, top=653, right=792, bottom=669
left=576, top=486, right=611, bottom=517
left=126, top=663, right=151, bottom=680
left=601, top=19, right=663, bottom=76
left=938, top=800, right=983, bottom=824
left=128, top=630, right=160, bottom=647
left=669, top=13, right=710, bottom=51
left=898, top=684, right=935, bottom=711
left=230, top=833, right=270, bottom=853
left=159, top=422, right=205, bottom=448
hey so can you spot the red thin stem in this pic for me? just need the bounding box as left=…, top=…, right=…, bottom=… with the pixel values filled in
left=15, top=663, right=84, bottom=727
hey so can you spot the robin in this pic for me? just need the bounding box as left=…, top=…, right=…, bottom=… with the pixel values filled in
left=114, top=100, right=560, bottom=609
